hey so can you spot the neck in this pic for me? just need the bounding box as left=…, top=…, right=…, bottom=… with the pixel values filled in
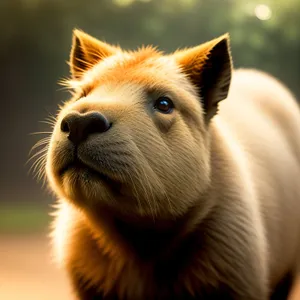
left=85, top=195, right=214, bottom=262
left=113, top=213, right=192, bottom=261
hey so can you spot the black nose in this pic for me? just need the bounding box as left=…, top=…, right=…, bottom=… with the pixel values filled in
left=60, top=111, right=111, bottom=144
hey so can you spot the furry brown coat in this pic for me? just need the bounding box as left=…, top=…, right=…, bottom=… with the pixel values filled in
left=45, top=29, right=300, bottom=299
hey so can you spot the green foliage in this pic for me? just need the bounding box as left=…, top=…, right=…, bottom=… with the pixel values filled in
left=0, top=204, right=49, bottom=233
left=1, top=0, right=299, bottom=95
left=0, top=0, right=299, bottom=230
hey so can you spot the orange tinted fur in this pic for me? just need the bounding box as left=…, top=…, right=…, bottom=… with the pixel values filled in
left=44, top=29, right=300, bottom=299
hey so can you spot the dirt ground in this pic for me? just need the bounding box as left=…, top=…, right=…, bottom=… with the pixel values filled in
left=0, top=234, right=73, bottom=300
left=1, top=234, right=300, bottom=300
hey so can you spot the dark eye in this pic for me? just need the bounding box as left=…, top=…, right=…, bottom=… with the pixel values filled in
left=154, top=97, right=174, bottom=114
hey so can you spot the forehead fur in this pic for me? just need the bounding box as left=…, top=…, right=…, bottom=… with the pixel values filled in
left=68, top=46, right=195, bottom=96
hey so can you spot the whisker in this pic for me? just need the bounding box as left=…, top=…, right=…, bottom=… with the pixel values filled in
left=43, top=120, right=56, bottom=127
left=30, top=154, right=47, bottom=175
left=29, top=137, right=51, bottom=155
left=26, top=147, right=48, bottom=165
left=28, top=154, right=47, bottom=178
left=36, top=159, right=47, bottom=179
left=136, top=160, right=157, bottom=220
left=32, top=136, right=51, bottom=145
left=58, top=78, right=73, bottom=89
left=58, top=77, right=72, bottom=87
left=39, top=120, right=55, bottom=127
left=29, top=131, right=52, bottom=136
left=46, top=114, right=57, bottom=122
left=28, top=110, right=55, bottom=184
left=31, top=156, right=48, bottom=185
left=126, top=170, right=143, bottom=214
left=43, top=110, right=59, bottom=125
left=27, top=158, right=48, bottom=181
left=44, top=116, right=56, bottom=123
left=56, top=85, right=74, bottom=93
left=29, top=144, right=49, bottom=159
left=40, top=172, right=48, bottom=187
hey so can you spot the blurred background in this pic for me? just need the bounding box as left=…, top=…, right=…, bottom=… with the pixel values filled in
left=1, top=0, right=300, bottom=299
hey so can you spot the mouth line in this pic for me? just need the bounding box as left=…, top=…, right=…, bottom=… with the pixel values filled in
left=59, top=160, right=122, bottom=192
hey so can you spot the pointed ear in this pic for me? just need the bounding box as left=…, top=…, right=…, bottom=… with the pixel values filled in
left=70, top=29, right=119, bottom=79
left=174, top=34, right=232, bottom=122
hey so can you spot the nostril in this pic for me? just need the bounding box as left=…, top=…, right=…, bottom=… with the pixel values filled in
left=61, top=118, right=70, bottom=133
left=60, top=111, right=111, bottom=145
left=85, top=113, right=111, bottom=134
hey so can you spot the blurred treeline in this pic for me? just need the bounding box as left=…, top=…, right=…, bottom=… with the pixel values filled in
left=1, top=0, right=300, bottom=207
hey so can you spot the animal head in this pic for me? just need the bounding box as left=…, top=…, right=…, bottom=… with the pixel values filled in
left=45, top=29, right=232, bottom=220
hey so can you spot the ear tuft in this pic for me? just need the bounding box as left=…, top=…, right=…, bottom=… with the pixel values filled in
left=175, top=33, right=233, bottom=123
left=70, top=29, right=118, bottom=79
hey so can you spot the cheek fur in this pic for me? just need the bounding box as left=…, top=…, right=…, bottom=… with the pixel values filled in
left=45, top=81, right=209, bottom=219
left=152, top=111, right=177, bottom=133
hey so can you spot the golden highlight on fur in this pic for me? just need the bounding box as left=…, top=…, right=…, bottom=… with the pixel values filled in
left=37, top=29, right=300, bottom=299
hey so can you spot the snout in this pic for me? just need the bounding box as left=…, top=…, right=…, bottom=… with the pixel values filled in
left=47, top=108, right=134, bottom=196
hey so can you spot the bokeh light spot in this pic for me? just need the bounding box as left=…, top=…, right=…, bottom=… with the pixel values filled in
left=255, top=4, right=272, bottom=20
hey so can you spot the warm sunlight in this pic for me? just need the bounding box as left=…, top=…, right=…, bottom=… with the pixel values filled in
left=255, top=4, right=272, bottom=20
